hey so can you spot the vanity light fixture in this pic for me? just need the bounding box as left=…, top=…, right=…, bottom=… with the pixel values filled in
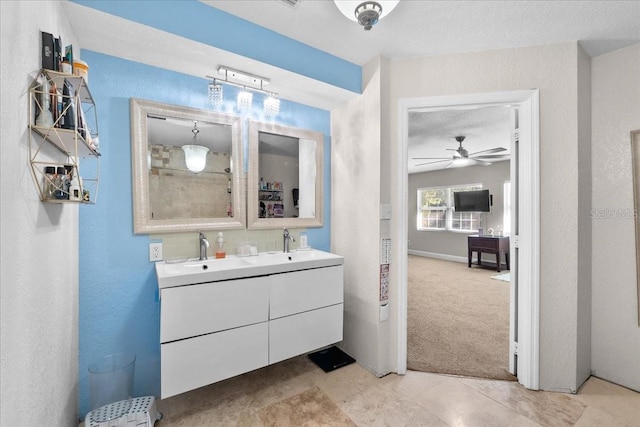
left=206, top=66, right=279, bottom=117
left=182, top=121, right=209, bottom=173
left=334, top=0, right=399, bottom=30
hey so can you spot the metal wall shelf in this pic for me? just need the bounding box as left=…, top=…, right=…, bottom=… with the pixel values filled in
left=28, top=69, right=100, bottom=204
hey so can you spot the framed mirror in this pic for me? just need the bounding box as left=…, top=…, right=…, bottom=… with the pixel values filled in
left=130, top=98, right=245, bottom=233
left=248, top=120, right=323, bottom=229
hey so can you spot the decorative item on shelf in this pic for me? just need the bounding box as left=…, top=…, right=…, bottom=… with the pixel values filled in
left=206, top=66, right=279, bottom=117
left=487, top=227, right=495, bottom=237
left=54, top=166, right=68, bottom=200
left=43, top=166, right=56, bottom=200
left=73, top=59, right=89, bottom=83
left=60, top=78, right=75, bottom=130
left=69, top=168, right=81, bottom=201
left=35, top=77, right=54, bottom=127
left=61, top=57, right=72, bottom=74
left=182, top=121, right=209, bottom=173
left=41, top=31, right=55, bottom=70
left=334, top=0, right=399, bottom=31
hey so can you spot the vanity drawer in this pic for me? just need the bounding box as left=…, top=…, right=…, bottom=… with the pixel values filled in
left=161, top=322, right=268, bottom=399
left=160, top=276, right=269, bottom=343
left=269, top=303, right=343, bottom=364
left=270, top=265, right=343, bottom=319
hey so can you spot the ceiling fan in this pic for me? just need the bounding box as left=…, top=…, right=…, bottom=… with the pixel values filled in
left=412, top=136, right=509, bottom=168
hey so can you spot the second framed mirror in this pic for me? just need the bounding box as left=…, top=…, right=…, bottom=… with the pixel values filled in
left=248, top=120, right=324, bottom=229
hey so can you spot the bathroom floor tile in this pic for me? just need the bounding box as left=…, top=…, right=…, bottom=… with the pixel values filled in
left=88, top=356, right=638, bottom=427
left=458, top=376, right=587, bottom=426
left=339, top=382, right=449, bottom=426
left=413, top=379, right=523, bottom=426
left=572, top=376, right=640, bottom=426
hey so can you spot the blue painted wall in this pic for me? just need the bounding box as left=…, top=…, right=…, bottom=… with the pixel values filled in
left=78, top=50, right=332, bottom=416
left=71, top=0, right=361, bottom=93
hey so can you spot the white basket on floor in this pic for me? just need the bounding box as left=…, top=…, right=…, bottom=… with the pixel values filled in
left=85, top=396, right=161, bottom=427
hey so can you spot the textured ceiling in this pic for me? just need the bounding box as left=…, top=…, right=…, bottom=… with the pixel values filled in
left=205, top=0, right=640, bottom=64
left=203, top=0, right=639, bottom=172
left=66, top=1, right=639, bottom=172
left=408, top=106, right=512, bottom=174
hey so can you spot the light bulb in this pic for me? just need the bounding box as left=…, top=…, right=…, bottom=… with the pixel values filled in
left=208, top=81, right=223, bottom=107
left=264, top=95, right=280, bottom=118
left=237, top=90, right=253, bottom=112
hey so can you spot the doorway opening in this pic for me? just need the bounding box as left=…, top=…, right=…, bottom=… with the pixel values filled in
left=406, top=104, right=514, bottom=379
left=395, top=90, right=540, bottom=390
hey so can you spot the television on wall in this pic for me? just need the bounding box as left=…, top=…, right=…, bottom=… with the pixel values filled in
left=454, top=189, right=491, bottom=212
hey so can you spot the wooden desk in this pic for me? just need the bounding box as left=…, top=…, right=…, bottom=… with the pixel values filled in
left=468, top=235, right=510, bottom=272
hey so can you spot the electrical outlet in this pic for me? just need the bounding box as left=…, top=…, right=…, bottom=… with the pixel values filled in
left=149, top=242, right=163, bottom=262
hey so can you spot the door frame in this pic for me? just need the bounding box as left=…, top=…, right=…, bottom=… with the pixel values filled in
left=395, top=90, right=540, bottom=390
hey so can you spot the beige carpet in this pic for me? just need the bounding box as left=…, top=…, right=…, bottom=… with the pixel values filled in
left=258, top=386, right=356, bottom=426
left=407, top=255, right=516, bottom=381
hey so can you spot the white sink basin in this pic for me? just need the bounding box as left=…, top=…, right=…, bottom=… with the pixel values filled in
left=156, top=249, right=344, bottom=288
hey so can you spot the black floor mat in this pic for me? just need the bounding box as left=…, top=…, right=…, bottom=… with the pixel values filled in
left=308, top=346, right=356, bottom=372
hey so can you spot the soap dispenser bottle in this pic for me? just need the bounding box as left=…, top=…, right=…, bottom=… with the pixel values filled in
left=215, top=232, right=226, bottom=259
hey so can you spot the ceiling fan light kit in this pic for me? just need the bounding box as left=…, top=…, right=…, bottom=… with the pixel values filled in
left=334, top=0, right=399, bottom=30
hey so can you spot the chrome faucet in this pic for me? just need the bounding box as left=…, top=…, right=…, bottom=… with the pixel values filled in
left=199, top=232, right=209, bottom=260
left=283, top=228, right=295, bottom=253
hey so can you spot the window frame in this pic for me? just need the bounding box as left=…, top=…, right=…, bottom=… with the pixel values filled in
left=417, top=183, right=483, bottom=233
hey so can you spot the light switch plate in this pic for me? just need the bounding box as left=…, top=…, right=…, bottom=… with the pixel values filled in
left=149, top=242, right=163, bottom=262
left=380, top=204, right=392, bottom=220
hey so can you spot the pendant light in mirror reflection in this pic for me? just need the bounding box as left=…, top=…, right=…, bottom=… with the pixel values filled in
left=182, top=121, right=209, bottom=173
left=206, top=66, right=279, bottom=117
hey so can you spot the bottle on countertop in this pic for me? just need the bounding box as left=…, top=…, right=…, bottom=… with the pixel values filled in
left=215, top=232, right=226, bottom=259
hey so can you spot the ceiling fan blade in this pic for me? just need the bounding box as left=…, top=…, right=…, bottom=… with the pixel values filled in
left=468, top=147, right=506, bottom=156
left=414, top=159, right=449, bottom=166
left=472, top=154, right=510, bottom=160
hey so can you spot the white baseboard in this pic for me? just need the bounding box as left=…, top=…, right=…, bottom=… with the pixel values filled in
left=407, top=250, right=467, bottom=264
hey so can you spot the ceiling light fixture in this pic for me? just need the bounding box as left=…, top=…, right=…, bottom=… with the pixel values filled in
left=334, top=0, right=399, bottom=30
left=182, top=121, right=209, bottom=173
left=206, top=66, right=279, bottom=117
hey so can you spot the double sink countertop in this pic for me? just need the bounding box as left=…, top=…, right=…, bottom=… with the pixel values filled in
left=156, top=249, right=344, bottom=289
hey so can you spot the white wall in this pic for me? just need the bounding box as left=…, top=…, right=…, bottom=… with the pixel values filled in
left=331, top=57, right=384, bottom=374
left=0, top=2, right=80, bottom=425
left=576, top=46, right=592, bottom=389
left=591, top=43, right=640, bottom=391
left=389, top=42, right=588, bottom=392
